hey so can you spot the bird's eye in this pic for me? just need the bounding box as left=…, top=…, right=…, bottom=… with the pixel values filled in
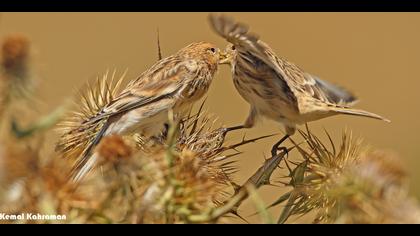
left=231, top=45, right=236, bottom=50
left=209, top=47, right=216, bottom=53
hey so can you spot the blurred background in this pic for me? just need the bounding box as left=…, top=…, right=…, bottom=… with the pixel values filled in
left=0, top=12, right=419, bottom=223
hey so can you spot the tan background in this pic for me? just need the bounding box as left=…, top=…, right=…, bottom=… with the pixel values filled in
left=1, top=13, right=419, bottom=223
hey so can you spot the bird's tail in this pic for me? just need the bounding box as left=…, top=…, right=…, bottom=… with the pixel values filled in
left=69, top=120, right=109, bottom=183
left=71, top=151, right=99, bottom=184
left=55, top=70, right=125, bottom=183
left=329, top=106, right=390, bottom=123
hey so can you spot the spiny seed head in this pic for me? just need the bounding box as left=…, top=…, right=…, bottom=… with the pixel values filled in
left=0, top=141, right=39, bottom=187
left=278, top=127, right=420, bottom=224
left=55, top=70, right=126, bottom=157
left=97, top=135, right=132, bottom=164
left=1, top=34, right=30, bottom=75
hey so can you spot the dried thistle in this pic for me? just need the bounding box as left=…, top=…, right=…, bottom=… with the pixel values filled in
left=328, top=151, right=419, bottom=224
left=0, top=34, right=33, bottom=123
left=1, top=34, right=30, bottom=78
left=55, top=70, right=126, bottom=158
left=274, top=127, right=420, bottom=224
left=149, top=114, right=278, bottom=223
left=70, top=129, right=231, bottom=223
left=0, top=140, right=39, bottom=190
left=96, top=135, right=132, bottom=163
left=0, top=34, right=56, bottom=141
left=0, top=138, right=86, bottom=224
left=0, top=34, right=33, bottom=104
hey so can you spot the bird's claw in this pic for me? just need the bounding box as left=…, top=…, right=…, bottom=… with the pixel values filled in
left=271, top=145, right=288, bottom=157
left=270, top=134, right=290, bottom=157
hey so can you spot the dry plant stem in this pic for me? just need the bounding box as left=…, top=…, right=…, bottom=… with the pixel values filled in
left=246, top=184, right=274, bottom=224
left=157, top=28, right=162, bottom=61
left=188, top=146, right=292, bottom=223
left=277, top=191, right=298, bottom=224
left=11, top=105, right=66, bottom=138
left=229, top=147, right=293, bottom=210
left=215, top=133, right=279, bottom=153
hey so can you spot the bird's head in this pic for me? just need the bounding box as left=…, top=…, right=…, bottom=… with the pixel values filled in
left=179, top=42, right=222, bottom=67
left=219, top=43, right=236, bottom=65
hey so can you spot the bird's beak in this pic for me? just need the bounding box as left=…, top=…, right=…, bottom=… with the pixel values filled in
left=218, top=52, right=231, bottom=65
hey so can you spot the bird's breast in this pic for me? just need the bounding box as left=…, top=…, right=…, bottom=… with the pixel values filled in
left=105, top=109, right=167, bottom=136
left=232, top=61, right=300, bottom=124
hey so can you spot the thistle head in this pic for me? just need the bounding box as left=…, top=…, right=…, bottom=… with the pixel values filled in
left=276, top=127, right=420, bottom=224
left=1, top=34, right=30, bottom=79
left=96, top=135, right=132, bottom=164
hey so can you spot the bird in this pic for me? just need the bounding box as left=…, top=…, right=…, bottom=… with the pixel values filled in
left=56, top=42, right=223, bottom=182
left=209, top=14, right=390, bottom=156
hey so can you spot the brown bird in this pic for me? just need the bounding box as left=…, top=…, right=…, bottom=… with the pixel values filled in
left=57, top=42, right=223, bottom=182
left=209, top=14, right=390, bottom=156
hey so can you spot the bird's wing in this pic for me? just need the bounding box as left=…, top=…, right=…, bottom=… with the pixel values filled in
left=302, top=73, right=358, bottom=106
left=208, top=14, right=263, bottom=57
left=86, top=56, right=198, bottom=124
left=208, top=14, right=299, bottom=107
left=208, top=14, right=358, bottom=108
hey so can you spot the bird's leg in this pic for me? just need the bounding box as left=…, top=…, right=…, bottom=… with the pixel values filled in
left=271, top=134, right=290, bottom=157
left=271, top=126, right=295, bottom=157
left=161, top=123, right=169, bottom=138
left=225, top=106, right=257, bottom=133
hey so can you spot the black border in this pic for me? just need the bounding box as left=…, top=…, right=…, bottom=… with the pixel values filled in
left=1, top=0, right=420, bottom=12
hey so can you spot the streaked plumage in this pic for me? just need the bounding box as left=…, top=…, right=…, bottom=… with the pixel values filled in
left=209, top=14, right=389, bottom=155
left=56, top=42, right=222, bottom=182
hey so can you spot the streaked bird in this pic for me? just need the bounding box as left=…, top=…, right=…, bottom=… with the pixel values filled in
left=56, top=42, right=223, bottom=182
left=209, top=14, right=390, bottom=156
